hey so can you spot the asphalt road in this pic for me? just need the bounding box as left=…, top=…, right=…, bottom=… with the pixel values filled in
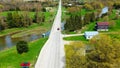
left=35, top=0, right=65, bottom=68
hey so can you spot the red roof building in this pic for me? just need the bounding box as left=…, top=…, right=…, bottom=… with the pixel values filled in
left=96, top=22, right=109, bottom=31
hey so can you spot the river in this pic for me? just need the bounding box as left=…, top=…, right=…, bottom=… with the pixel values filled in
left=0, top=22, right=65, bottom=51
left=0, top=34, right=42, bottom=51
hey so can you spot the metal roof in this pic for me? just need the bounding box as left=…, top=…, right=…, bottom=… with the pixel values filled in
left=97, top=22, right=109, bottom=26
left=84, top=31, right=99, bottom=36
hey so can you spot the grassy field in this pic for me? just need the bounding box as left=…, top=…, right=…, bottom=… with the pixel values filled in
left=63, top=35, right=87, bottom=41
left=81, top=22, right=96, bottom=33
left=109, top=19, right=120, bottom=32
left=0, top=11, right=54, bottom=18
left=11, top=21, right=51, bottom=38
left=62, top=30, right=77, bottom=34
left=0, top=21, right=52, bottom=38
left=108, top=33, right=120, bottom=40
left=0, top=11, right=35, bottom=18
left=0, top=37, right=48, bottom=68
left=109, top=9, right=116, bottom=19
left=0, top=9, right=55, bottom=68
left=0, top=10, right=56, bottom=38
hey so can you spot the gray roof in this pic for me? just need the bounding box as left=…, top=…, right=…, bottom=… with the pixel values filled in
left=84, top=31, right=99, bottom=36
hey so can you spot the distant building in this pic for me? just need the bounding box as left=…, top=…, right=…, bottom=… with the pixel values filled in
left=68, top=4, right=72, bottom=6
left=84, top=31, right=99, bottom=39
left=96, top=22, right=109, bottom=31
left=45, top=7, right=53, bottom=12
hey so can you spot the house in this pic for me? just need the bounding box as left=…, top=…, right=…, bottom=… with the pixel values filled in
left=96, top=22, right=109, bottom=31
left=84, top=31, right=99, bottom=39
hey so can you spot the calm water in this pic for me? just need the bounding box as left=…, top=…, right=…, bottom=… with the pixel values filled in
left=99, top=7, right=109, bottom=17
left=0, top=22, right=64, bottom=51
left=0, top=34, right=42, bottom=51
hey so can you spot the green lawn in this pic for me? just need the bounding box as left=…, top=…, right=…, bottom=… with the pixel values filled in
left=63, top=35, right=87, bottom=41
left=80, top=9, right=87, bottom=15
left=0, top=22, right=50, bottom=38
left=108, top=34, right=120, bottom=40
left=0, top=38, right=48, bottom=68
left=109, top=9, right=116, bottom=19
left=0, top=11, right=55, bottom=20
left=62, top=7, right=67, bottom=21
left=62, top=30, right=77, bottom=34
left=81, top=22, right=96, bottom=33
left=0, top=10, right=56, bottom=38
left=11, top=22, right=51, bottom=38
left=0, top=11, right=35, bottom=18
left=0, top=24, right=39, bottom=37
left=0, top=28, right=21, bottom=37
left=109, top=19, right=120, bottom=32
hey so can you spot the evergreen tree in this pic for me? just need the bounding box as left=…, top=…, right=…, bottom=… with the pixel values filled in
left=65, top=12, right=83, bottom=31
left=33, top=11, right=45, bottom=24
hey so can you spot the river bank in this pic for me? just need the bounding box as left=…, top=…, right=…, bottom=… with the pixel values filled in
left=0, top=9, right=56, bottom=51
left=0, top=37, right=48, bottom=68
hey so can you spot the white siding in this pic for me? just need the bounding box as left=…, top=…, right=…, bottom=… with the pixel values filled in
left=84, top=31, right=99, bottom=40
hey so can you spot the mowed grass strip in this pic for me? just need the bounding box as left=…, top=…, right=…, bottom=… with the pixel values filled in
left=0, top=38, right=48, bottom=68
left=63, top=35, right=87, bottom=41
left=81, top=22, right=96, bottom=33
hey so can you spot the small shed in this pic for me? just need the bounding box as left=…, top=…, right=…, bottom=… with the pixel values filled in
left=84, top=31, right=99, bottom=39
left=96, top=22, right=109, bottom=31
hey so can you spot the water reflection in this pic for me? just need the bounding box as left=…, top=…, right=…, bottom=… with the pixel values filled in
left=5, top=35, right=12, bottom=48
left=99, top=7, right=109, bottom=17
left=0, top=34, right=42, bottom=51
left=30, top=34, right=39, bottom=41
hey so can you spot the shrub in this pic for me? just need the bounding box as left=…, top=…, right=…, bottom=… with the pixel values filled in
left=16, top=41, right=29, bottom=54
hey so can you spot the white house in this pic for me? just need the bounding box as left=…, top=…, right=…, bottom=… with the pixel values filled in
left=84, top=31, right=99, bottom=39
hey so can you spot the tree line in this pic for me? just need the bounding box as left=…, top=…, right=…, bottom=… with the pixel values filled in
left=66, top=35, right=120, bottom=68
left=0, top=0, right=58, bottom=12
left=0, top=11, right=45, bottom=31
left=64, top=10, right=96, bottom=32
left=63, top=0, right=120, bottom=10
